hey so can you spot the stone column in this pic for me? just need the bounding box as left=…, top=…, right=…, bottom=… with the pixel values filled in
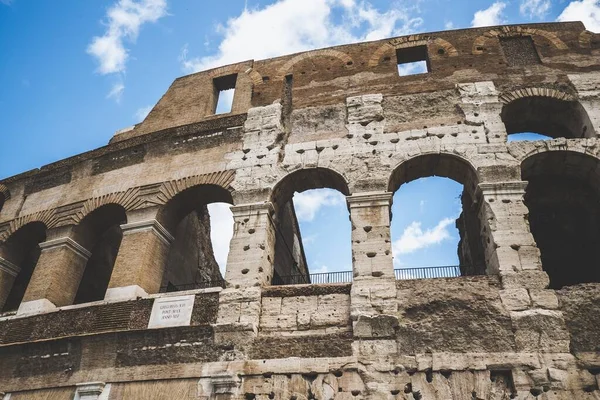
left=215, top=203, right=274, bottom=343
left=480, top=181, right=570, bottom=353
left=105, top=219, right=174, bottom=301
left=0, top=257, right=19, bottom=311
left=224, top=202, right=275, bottom=288
left=347, top=192, right=398, bottom=339
left=18, top=235, right=91, bottom=315
left=347, top=191, right=394, bottom=279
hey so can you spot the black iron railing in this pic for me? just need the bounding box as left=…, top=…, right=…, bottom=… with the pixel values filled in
left=394, top=265, right=461, bottom=280
left=159, top=279, right=226, bottom=293
left=274, top=265, right=467, bottom=285
left=273, top=270, right=354, bottom=285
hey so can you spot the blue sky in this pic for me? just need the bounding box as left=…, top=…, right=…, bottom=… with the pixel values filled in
left=1, top=0, right=599, bottom=276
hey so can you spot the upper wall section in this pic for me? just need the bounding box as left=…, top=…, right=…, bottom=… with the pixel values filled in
left=115, top=21, right=599, bottom=142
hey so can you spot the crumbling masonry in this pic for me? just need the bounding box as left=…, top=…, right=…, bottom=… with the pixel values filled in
left=0, top=22, right=600, bottom=399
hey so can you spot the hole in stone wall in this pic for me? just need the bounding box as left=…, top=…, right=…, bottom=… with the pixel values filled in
left=73, top=204, right=127, bottom=304
left=396, top=46, right=430, bottom=76
left=272, top=188, right=351, bottom=285
left=507, top=132, right=552, bottom=142
left=213, top=74, right=237, bottom=115
left=389, top=155, right=486, bottom=278
left=271, top=168, right=351, bottom=285
left=502, top=96, right=595, bottom=139
left=522, top=151, right=600, bottom=288
left=158, top=185, right=233, bottom=292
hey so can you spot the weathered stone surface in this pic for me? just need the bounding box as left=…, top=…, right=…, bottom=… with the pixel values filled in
left=0, top=22, right=599, bottom=399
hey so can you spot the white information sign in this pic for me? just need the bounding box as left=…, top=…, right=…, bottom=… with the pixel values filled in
left=148, top=294, right=195, bottom=329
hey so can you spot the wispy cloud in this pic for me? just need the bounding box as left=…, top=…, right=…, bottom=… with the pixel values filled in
left=520, top=0, right=551, bottom=19
left=557, top=0, right=600, bottom=32
left=87, top=0, right=168, bottom=100
left=393, top=217, right=455, bottom=257
left=207, top=203, right=234, bottom=275
left=293, top=188, right=345, bottom=222
left=134, top=105, right=153, bottom=121
left=180, top=0, right=423, bottom=73
left=0, top=0, right=13, bottom=6
left=472, top=1, right=507, bottom=27
left=106, top=81, right=125, bottom=103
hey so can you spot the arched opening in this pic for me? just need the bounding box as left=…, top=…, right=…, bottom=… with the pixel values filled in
left=157, top=185, right=233, bottom=292
left=502, top=96, right=595, bottom=140
left=388, top=154, right=486, bottom=278
left=72, top=204, right=127, bottom=304
left=270, top=168, right=351, bottom=285
left=0, top=222, right=47, bottom=312
left=522, top=151, right=600, bottom=288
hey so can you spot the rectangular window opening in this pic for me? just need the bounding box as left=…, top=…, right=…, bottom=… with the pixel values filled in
left=213, top=74, right=237, bottom=115
left=396, top=45, right=430, bottom=76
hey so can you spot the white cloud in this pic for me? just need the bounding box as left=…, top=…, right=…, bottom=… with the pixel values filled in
left=520, top=0, right=552, bottom=19
left=88, top=0, right=168, bottom=100
left=181, top=0, right=423, bottom=73
left=393, top=217, right=454, bottom=256
left=134, top=105, right=153, bottom=121
left=445, top=21, right=455, bottom=30
left=207, top=203, right=234, bottom=275
left=292, top=188, right=345, bottom=222
left=88, top=0, right=168, bottom=74
left=557, top=0, right=600, bottom=32
left=472, top=2, right=507, bottom=27
left=106, top=82, right=125, bottom=103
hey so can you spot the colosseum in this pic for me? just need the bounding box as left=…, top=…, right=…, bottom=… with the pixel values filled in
left=0, top=21, right=599, bottom=399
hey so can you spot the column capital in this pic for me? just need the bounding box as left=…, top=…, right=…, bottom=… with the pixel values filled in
left=230, top=202, right=274, bottom=218
left=347, top=191, right=393, bottom=208
left=39, top=237, right=92, bottom=260
left=0, top=257, right=19, bottom=277
left=478, top=181, right=528, bottom=198
left=75, top=382, right=108, bottom=400
left=120, top=219, right=174, bottom=245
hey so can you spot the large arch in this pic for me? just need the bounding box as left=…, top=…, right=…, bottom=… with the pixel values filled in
left=71, top=203, right=127, bottom=304
left=521, top=150, right=600, bottom=288
left=0, top=221, right=47, bottom=312
left=270, top=168, right=351, bottom=285
left=501, top=95, right=595, bottom=139
left=388, top=154, right=485, bottom=276
left=156, top=184, right=233, bottom=292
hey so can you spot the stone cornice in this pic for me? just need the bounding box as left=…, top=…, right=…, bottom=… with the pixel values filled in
left=478, top=181, right=528, bottom=197
left=230, top=202, right=274, bottom=218
left=346, top=192, right=393, bottom=208
left=0, top=257, right=20, bottom=277
left=39, top=237, right=92, bottom=260
left=121, top=219, right=175, bottom=245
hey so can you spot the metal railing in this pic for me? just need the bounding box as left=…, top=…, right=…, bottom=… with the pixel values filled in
left=273, top=265, right=466, bottom=285
left=273, top=270, right=353, bottom=285
left=394, top=265, right=461, bottom=280
left=159, top=279, right=226, bottom=293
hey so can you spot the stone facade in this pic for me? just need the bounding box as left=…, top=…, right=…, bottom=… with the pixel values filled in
left=0, top=22, right=600, bottom=399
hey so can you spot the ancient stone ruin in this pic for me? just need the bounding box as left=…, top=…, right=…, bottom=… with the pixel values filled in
left=0, top=21, right=600, bottom=399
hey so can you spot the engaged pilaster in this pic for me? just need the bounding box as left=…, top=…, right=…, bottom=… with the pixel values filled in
left=18, top=232, right=91, bottom=315
left=347, top=192, right=397, bottom=339
left=0, top=257, right=19, bottom=311
left=480, top=181, right=569, bottom=352
left=105, top=218, right=174, bottom=301
left=347, top=191, right=394, bottom=279
left=224, top=202, right=275, bottom=288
